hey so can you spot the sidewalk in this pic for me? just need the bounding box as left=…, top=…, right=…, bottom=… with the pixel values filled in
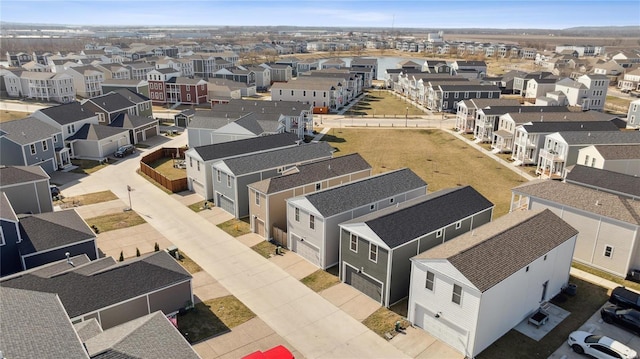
left=569, top=267, right=625, bottom=292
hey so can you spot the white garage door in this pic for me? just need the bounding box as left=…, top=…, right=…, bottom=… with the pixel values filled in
left=190, top=178, right=205, bottom=198
left=414, top=304, right=468, bottom=354
left=291, top=234, right=320, bottom=267
left=102, top=141, right=119, bottom=157
left=217, top=193, right=235, bottom=216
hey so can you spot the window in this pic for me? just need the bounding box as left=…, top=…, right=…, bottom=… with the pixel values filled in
left=41, top=140, right=48, bottom=151
left=295, top=207, right=300, bottom=222
left=216, top=170, right=221, bottom=182
left=444, top=92, right=449, bottom=99
left=97, top=112, right=106, bottom=123
left=425, top=271, right=435, bottom=291
left=350, top=233, right=358, bottom=252
left=369, top=243, right=378, bottom=263
left=186, top=94, right=191, bottom=102
left=30, top=144, right=36, bottom=155
left=315, top=183, right=321, bottom=191
left=584, top=155, right=589, bottom=165
left=53, top=136, right=58, bottom=143
left=604, top=245, right=613, bottom=258
left=488, top=92, right=494, bottom=98
left=455, top=221, right=462, bottom=229
left=0, top=227, right=5, bottom=246
left=436, top=229, right=443, bottom=238
left=370, top=204, right=376, bottom=211
left=452, top=284, right=462, bottom=305
left=227, top=175, right=232, bottom=187
left=476, top=91, right=481, bottom=98
left=454, top=92, right=459, bottom=99
left=255, top=192, right=260, bottom=206
left=309, top=215, right=315, bottom=229
left=591, top=158, right=596, bottom=167
left=196, top=161, right=200, bottom=171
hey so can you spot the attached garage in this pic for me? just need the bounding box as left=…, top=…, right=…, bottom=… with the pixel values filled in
left=190, top=178, right=205, bottom=198
left=291, top=233, right=320, bottom=267
left=344, top=265, right=382, bottom=303
left=413, top=304, right=468, bottom=354
left=254, top=217, right=265, bottom=237
left=101, top=141, right=119, bottom=157
left=144, top=126, right=157, bottom=139
left=216, top=193, right=235, bottom=216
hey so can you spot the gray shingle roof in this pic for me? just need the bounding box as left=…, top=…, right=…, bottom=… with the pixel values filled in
left=193, top=132, right=298, bottom=161
left=304, top=168, right=427, bottom=217
left=506, top=111, right=618, bottom=124
left=249, top=153, right=371, bottom=194
left=1, top=117, right=60, bottom=145
left=0, top=191, right=19, bottom=222
left=592, top=144, right=640, bottom=160
left=220, top=142, right=333, bottom=176
left=481, top=106, right=569, bottom=116
left=67, top=123, right=129, bottom=141
left=233, top=112, right=280, bottom=135
left=85, top=311, right=200, bottom=359
left=1, top=251, right=192, bottom=318
left=415, top=209, right=577, bottom=292
left=18, top=209, right=95, bottom=253
left=0, top=165, right=49, bottom=186
left=0, top=287, right=90, bottom=359
left=439, top=84, right=500, bottom=92
left=85, top=92, right=136, bottom=112
left=74, top=318, right=104, bottom=343
left=565, top=165, right=640, bottom=199
left=36, top=102, right=96, bottom=125
left=351, top=186, right=493, bottom=248
left=513, top=179, right=640, bottom=225
left=109, top=113, right=156, bottom=129
left=557, top=131, right=640, bottom=145
left=521, top=121, right=620, bottom=133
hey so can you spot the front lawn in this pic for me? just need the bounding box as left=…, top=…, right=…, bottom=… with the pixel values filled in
left=344, top=90, right=425, bottom=117
left=148, top=157, right=186, bottom=180
left=217, top=218, right=251, bottom=237
left=54, top=190, right=118, bottom=207
left=572, top=261, right=640, bottom=292
left=477, top=276, right=609, bottom=359
left=175, top=252, right=203, bottom=274
left=71, top=159, right=115, bottom=174
left=85, top=211, right=146, bottom=232
left=324, top=129, right=528, bottom=218
left=251, top=240, right=278, bottom=259
left=300, top=270, right=340, bottom=292
left=362, top=307, right=411, bottom=338
left=178, top=296, right=256, bottom=343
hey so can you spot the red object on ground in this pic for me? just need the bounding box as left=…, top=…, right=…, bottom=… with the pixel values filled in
left=241, top=345, right=294, bottom=359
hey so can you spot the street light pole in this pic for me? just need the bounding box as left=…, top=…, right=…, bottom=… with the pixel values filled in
left=405, top=107, right=408, bottom=127
left=125, top=185, right=133, bottom=211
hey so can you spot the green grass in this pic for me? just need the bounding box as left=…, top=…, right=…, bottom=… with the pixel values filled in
left=572, top=261, right=640, bottom=292
left=217, top=218, right=251, bottom=237
left=178, top=296, right=256, bottom=343
left=477, top=276, right=609, bottom=359
left=323, top=129, right=528, bottom=218
left=85, top=211, right=147, bottom=233
left=300, top=270, right=340, bottom=292
left=344, top=90, right=425, bottom=117
left=71, top=159, right=115, bottom=174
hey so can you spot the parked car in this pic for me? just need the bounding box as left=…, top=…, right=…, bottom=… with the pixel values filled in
left=114, top=144, right=135, bottom=158
left=567, top=331, right=638, bottom=359
left=601, top=305, right=640, bottom=335
left=610, top=286, right=640, bottom=311
left=241, top=345, right=294, bottom=359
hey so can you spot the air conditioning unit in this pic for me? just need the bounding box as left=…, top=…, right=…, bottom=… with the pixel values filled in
left=628, top=269, right=640, bottom=283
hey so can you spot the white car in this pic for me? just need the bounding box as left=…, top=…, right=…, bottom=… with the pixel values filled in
left=568, top=331, right=638, bottom=359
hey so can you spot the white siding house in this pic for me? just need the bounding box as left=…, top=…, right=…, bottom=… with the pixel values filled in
left=408, top=209, right=577, bottom=358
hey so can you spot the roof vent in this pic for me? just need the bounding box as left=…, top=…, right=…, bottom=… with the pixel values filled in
left=65, top=252, right=74, bottom=267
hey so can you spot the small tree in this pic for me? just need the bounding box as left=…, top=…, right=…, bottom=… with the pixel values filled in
left=136, top=248, right=141, bottom=257
left=154, top=242, right=160, bottom=252
left=118, top=251, right=124, bottom=262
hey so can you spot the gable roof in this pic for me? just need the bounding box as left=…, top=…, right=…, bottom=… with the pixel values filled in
left=504, top=110, right=618, bottom=124
left=248, top=153, right=371, bottom=194
left=591, top=144, right=640, bottom=160
left=520, top=121, right=620, bottom=133
left=1, top=251, right=191, bottom=318
left=0, top=165, right=49, bottom=186
left=218, top=142, right=333, bottom=176
left=192, top=132, right=298, bottom=161
left=18, top=209, right=95, bottom=254
left=414, top=209, right=577, bottom=292
left=0, top=287, right=90, bottom=359
left=513, top=179, right=640, bottom=225
left=85, top=311, right=200, bottom=359
left=0, top=117, right=60, bottom=145
left=36, top=102, right=96, bottom=125
left=109, top=113, right=156, bottom=129
left=67, top=123, right=129, bottom=141
left=84, top=92, right=136, bottom=112
left=565, top=165, right=640, bottom=199
left=556, top=130, right=640, bottom=145
left=232, top=112, right=281, bottom=135
left=347, top=186, right=493, bottom=248
left=0, top=191, right=19, bottom=222
left=302, top=168, right=427, bottom=217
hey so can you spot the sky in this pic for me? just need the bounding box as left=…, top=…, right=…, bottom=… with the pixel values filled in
left=1, top=0, right=639, bottom=29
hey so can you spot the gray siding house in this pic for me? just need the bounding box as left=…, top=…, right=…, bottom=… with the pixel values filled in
left=0, top=117, right=62, bottom=173
left=0, top=165, right=53, bottom=214
left=286, top=168, right=428, bottom=269
left=339, top=186, right=494, bottom=307
left=212, top=142, right=334, bottom=218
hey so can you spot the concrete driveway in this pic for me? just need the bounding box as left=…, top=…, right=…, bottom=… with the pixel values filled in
left=548, top=302, right=640, bottom=358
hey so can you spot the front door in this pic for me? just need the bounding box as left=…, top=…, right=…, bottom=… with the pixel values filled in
left=541, top=280, right=548, bottom=302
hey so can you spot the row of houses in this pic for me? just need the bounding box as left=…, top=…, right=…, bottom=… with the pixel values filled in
left=0, top=90, right=158, bottom=172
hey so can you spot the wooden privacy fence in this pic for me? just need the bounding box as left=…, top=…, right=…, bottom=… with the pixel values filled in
left=272, top=227, right=287, bottom=248
left=140, top=147, right=188, bottom=193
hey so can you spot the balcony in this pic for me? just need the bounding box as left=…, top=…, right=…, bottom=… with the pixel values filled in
left=539, top=149, right=564, bottom=162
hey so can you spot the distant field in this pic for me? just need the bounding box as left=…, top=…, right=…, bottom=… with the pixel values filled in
left=1, top=110, right=31, bottom=122
left=323, top=128, right=527, bottom=218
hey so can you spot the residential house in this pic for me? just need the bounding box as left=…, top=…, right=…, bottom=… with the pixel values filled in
left=213, top=67, right=256, bottom=86
left=18, top=71, right=76, bottom=103
left=525, top=76, right=558, bottom=99
left=0, top=165, right=53, bottom=214
left=512, top=121, right=620, bottom=166
left=511, top=179, right=640, bottom=278
left=565, top=165, right=640, bottom=200
left=185, top=133, right=299, bottom=199
left=64, top=65, right=106, bottom=98
left=554, top=74, right=608, bottom=111
left=100, top=79, right=150, bottom=98
left=275, top=58, right=300, bottom=76
left=0, top=117, right=63, bottom=173
left=321, top=58, right=347, bottom=70
left=166, top=77, right=208, bottom=105
left=65, top=123, right=131, bottom=160
left=96, top=62, right=131, bottom=80
left=146, top=68, right=181, bottom=105
left=339, top=186, right=493, bottom=307
left=174, top=108, right=195, bottom=128
left=1, top=250, right=193, bottom=330
left=286, top=168, right=427, bottom=269
left=512, top=71, right=555, bottom=96
left=247, top=154, right=372, bottom=243
left=6, top=51, right=33, bottom=67
left=245, top=65, right=271, bottom=91
left=430, top=82, right=501, bottom=112
left=108, top=113, right=158, bottom=145
left=408, top=209, right=577, bottom=358
left=0, top=68, right=23, bottom=98
left=536, top=131, right=640, bottom=179
left=82, top=91, right=139, bottom=124
left=208, top=78, right=255, bottom=98
left=575, top=144, right=640, bottom=176
left=271, top=77, right=346, bottom=113
left=212, top=142, right=334, bottom=218
left=351, top=57, right=379, bottom=84
left=126, top=61, right=155, bottom=80
left=451, top=60, right=487, bottom=78
left=260, top=63, right=293, bottom=83
left=618, top=68, right=640, bottom=91
left=296, top=58, right=320, bottom=75
left=111, top=88, right=153, bottom=117
left=302, top=69, right=363, bottom=102
left=455, top=98, right=521, bottom=134
left=492, top=110, right=617, bottom=154
left=155, top=57, right=194, bottom=77
left=627, top=99, right=640, bottom=129
left=593, top=60, right=625, bottom=83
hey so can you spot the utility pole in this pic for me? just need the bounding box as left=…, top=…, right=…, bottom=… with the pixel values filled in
left=125, top=185, right=133, bottom=211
